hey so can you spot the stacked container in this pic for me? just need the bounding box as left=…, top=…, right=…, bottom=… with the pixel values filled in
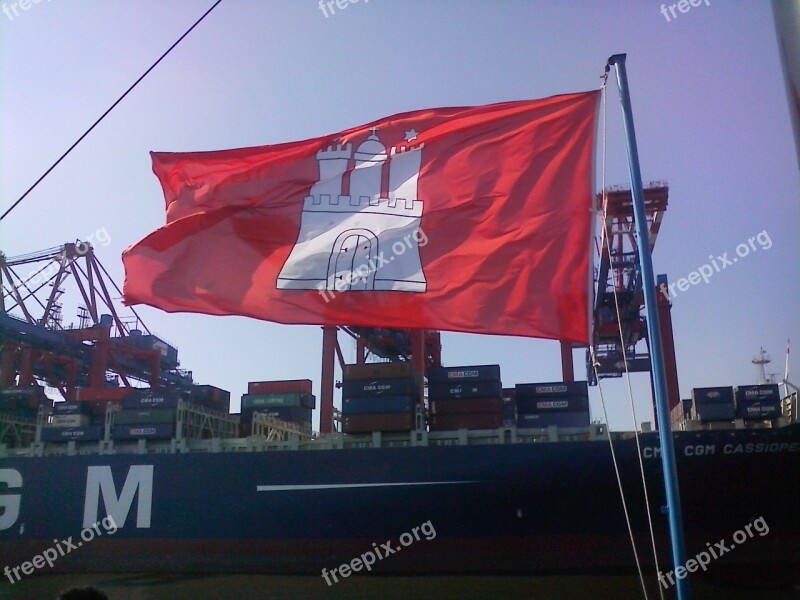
left=515, top=381, right=591, bottom=429
left=241, top=379, right=314, bottom=434
left=735, top=384, right=782, bottom=421
left=113, top=388, right=184, bottom=440
left=691, top=386, right=736, bottom=423
left=0, top=386, right=50, bottom=419
left=427, top=365, right=504, bottom=431
left=670, top=399, right=693, bottom=427
left=341, top=363, right=420, bottom=433
left=502, top=388, right=517, bottom=428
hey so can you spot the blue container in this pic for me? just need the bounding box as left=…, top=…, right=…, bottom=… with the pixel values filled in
left=111, top=423, right=175, bottom=440
left=694, top=403, right=736, bottom=423
left=517, top=412, right=590, bottom=429
left=342, top=378, right=418, bottom=398
left=735, top=384, right=780, bottom=403
left=41, top=426, right=103, bottom=442
left=737, top=400, right=782, bottom=421
left=52, top=402, right=91, bottom=416
left=123, top=388, right=184, bottom=410
left=341, top=395, right=416, bottom=416
left=428, top=380, right=502, bottom=400
left=516, top=395, right=590, bottom=414
left=427, top=365, right=501, bottom=384
left=692, top=386, right=734, bottom=405
left=515, top=381, right=589, bottom=399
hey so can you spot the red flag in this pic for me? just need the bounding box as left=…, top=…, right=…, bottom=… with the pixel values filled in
left=123, top=92, right=599, bottom=343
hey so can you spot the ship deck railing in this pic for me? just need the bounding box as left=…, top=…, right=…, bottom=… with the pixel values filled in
left=1, top=423, right=613, bottom=457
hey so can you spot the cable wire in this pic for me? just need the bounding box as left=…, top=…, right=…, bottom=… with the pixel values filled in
left=596, top=77, right=650, bottom=600
left=0, top=0, right=224, bottom=222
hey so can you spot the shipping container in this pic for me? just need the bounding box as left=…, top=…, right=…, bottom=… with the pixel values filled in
left=0, top=385, right=47, bottom=400
left=516, top=395, right=590, bottom=414
left=49, top=414, right=89, bottom=428
left=428, top=380, right=503, bottom=400
left=241, top=393, right=315, bottom=409
left=52, top=402, right=91, bottom=416
left=429, top=397, right=504, bottom=415
left=691, top=386, right=735, bottom=405
left=514, top=381, right=589, bottom=399
left=75, top=387, right=134, bottom=402
left=426, top=364, right=501, bottom=384
left=40, top=426, right=103, bottom=443
left=343, top=362, right=420, bottom=382
left=737, top=400, right=783, bottom=421
left=735, top=384, right=781, bottom=403
left=342, top=413, right=415, bottom=433
left=516, top=411, right=591, bottom=429
left=114, top=409, right=176, bottom=426
left=429, top=412, right=504, bottom=431
left=341, top=395, right=416, bottom=415
left=111, top=423, right=175, bottom=440
left=189, top=385, right=231, bottom=408
left=248, top=379, right=313, bottom=395
left=693, top=403, right=736, bottom=423
left=0, top=396, right=38, bottom=412
left=342, top=378, right=419, bottom=398
left=240, top=406, right=313, bottom=424
left=123, top=388, right=184, bottom=410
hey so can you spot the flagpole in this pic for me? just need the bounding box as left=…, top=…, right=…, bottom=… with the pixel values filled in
left=606, top=53, right=691, bottom=600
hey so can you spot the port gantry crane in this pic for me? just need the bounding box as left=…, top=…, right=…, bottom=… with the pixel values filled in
left=572, top=182, right=680, bottom=420
left=319, top=326, right=442, bottom=435
left=0, top=241, right=195, bottom=445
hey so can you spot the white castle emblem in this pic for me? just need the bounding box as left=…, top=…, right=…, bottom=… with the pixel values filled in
left=277, top=128, right=427, bottom=293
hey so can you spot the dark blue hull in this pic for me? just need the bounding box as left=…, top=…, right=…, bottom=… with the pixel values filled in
left=1, top=425, right=798, bottom=585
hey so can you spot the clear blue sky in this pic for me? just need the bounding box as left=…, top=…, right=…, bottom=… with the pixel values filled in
left=2, top=1, right=798, bottom=431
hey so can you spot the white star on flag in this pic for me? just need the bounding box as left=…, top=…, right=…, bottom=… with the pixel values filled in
left=404, top=128, right=419, bottom=142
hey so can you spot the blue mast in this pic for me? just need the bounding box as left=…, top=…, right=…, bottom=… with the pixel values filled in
left=606, top=54, right=691, bottom=600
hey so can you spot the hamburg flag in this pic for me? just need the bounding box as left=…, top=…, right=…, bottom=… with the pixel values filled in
left=123, top=91, right=599, bottom=343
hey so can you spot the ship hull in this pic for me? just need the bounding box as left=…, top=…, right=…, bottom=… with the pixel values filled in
left=1, top=425, right=798, bottom=585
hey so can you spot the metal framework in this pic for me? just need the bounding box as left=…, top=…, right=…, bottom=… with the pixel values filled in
left=582, top=182, right=680, bottom=410
left=0, top=241, right=192, bottom=399
left=251, top=413, right=312, bottom=442
left=319, top=326, right=442, bottom=435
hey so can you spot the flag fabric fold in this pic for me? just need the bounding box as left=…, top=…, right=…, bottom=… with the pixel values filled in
left=123, top=91, right=599, bottom=343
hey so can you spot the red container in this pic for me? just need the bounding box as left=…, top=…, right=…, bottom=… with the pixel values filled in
left=75, top=387, right=134, bottom=402
left=429, top=412, right=504, bottom=431
left=248, top=379, right=313, bottom=395
left=430, top=397, right=504, bottom=415
left=343, top=362, right=420, bottom=382
left=342, top=412, right=415, bottom=433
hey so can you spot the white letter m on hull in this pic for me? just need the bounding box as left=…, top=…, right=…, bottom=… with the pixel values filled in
left=83, top=465, right=153, bottom=529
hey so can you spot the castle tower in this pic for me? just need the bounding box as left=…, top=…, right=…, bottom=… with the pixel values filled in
left=389, top=143, right=424, bottom=208
left=350, top=129, right=387, bottom=205
left=277, top=130, right=427, bottom=295
left=309, top=143, right=352, bottom=205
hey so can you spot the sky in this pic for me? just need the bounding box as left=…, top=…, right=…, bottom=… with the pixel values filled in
left=1, top=0, right=798, bottom=432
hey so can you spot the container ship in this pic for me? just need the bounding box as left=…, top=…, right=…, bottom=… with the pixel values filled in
left=1, top=185, right=799, bottom=589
